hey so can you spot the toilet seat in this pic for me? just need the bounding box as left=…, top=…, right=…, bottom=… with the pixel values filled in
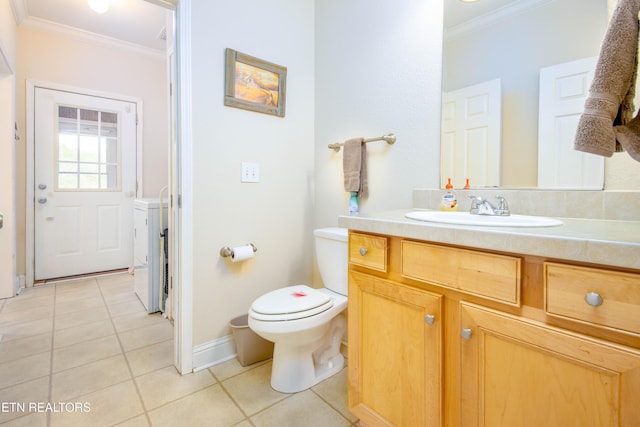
left=250, top=285, right=334, bottom=321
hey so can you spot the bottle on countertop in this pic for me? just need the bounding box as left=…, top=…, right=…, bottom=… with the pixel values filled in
left=464, top=178, right=471, bottom=190
left=349, top=192, right=359, bottom=215
left=440, top=178, right=458, bottom=211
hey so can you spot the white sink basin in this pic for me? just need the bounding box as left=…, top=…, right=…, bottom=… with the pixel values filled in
left=405, top=211, right=562, bottom=227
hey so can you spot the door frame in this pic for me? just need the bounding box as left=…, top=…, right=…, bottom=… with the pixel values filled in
left=25, top=80, right=143, bottom=286
left=173, top=0, right=194, bottom=375
left=145, top=0, right=193, bottom=375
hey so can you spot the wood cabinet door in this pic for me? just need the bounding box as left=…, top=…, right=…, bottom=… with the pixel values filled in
left=348, top=271, right=443, bottom=426
left=459, top=302, right=640, bottom=427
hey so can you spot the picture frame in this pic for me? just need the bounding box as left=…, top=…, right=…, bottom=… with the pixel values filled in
left=224, top=48, right=287, bottom=117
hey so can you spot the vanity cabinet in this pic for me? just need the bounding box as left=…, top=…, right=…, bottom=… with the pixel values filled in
left=347, top=231, right=640, bottom=427
left=348, top=270, right=443, bottom=426
left=459, top=302, right=640, bottom=426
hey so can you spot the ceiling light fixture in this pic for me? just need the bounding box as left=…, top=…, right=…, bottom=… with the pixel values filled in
left=88, top=0, right=110, bottom=14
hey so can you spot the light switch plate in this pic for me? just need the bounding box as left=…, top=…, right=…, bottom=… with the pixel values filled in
left=241, top=162, right=260, bottom=183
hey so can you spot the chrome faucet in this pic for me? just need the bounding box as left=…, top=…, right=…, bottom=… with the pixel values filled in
left=469, top=195, right=510, bottom=216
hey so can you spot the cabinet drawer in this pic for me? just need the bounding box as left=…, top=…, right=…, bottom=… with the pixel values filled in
left=401, top=240, right=521, bottom=305
left=544, top=262, right=640, bottom=334
left=349, top=233, right=388, bottom=272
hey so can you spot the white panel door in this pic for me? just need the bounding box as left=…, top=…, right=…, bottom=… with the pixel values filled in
left=441, top=79, right=502, bottom=188
left=34, top=87, right=137, bottom=280
left=538, top=57, right=604, bottom=189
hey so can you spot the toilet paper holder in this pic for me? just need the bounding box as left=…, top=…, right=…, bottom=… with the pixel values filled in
left=220, top=243, right=258, bottom=258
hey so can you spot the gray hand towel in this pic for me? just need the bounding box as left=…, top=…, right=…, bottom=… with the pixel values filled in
left=343, top=138, right=368, bottom=198
left=574, top=0, right=640, bottom=158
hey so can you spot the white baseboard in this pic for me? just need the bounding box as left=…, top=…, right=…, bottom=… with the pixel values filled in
left=192, top=334, right=237, bottom=372
left=15, top=275, right=25, bottom=295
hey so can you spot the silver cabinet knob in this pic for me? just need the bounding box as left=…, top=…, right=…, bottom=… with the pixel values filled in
left=38, top=183, right=47, bottom=190
left=359, top=248, right=368, bottom=256
left=461, top=328, right=473, bottom=340
left=38, top=197, right=47, bottom=204
left=585, top=292, right=603, bottom=307
left=424, top=314, right=435, bottom=326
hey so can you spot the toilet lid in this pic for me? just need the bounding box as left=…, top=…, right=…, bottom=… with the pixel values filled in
left=250, top=285, right=333, bottom=321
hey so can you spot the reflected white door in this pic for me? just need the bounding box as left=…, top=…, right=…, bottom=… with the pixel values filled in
left=441, top=79, right=502, bottom=188
left=34, top=87, right=137, bottom=280
left=538, top=57, right=603, bottom=189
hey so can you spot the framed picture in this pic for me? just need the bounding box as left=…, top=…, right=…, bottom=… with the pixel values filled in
left=224, top=48, right=287, bottom=117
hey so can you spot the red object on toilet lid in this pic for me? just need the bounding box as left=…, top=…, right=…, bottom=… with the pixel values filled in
left=251, top=284, right=332, bottom=316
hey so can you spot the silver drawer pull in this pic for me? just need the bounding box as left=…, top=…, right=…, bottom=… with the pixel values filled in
left=585, top=292, right=603, bottom=307
left=424, top=314, right=435, bottom=326
left=359, top=248, right=368, bottom=256
left=461, top=328, right=472, bottom=340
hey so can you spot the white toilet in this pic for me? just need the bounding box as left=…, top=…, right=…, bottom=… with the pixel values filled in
left=248, top=227, right=348, bottom=393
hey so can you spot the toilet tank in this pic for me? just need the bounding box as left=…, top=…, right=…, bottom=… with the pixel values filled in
left=314, top=227, right=349, bottom=296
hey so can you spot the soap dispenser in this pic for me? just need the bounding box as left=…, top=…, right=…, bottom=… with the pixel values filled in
left=349, top=192, right=359, bottom=215
left=440, top=178, right=458, bottom=211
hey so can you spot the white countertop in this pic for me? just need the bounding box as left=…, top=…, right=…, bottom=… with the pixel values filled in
left=338, top=209, right=640, bottom=270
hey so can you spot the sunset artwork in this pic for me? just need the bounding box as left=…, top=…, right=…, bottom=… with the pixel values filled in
left=224, top=48, right=286, bottom=117
left=234, top=62, right=280, bottom=107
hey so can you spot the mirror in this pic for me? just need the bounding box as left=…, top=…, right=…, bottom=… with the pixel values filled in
left=442, top=0, right=608, bottom=188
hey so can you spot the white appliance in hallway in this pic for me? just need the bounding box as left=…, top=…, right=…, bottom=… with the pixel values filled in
left=134, top=198, right=168, bottom=313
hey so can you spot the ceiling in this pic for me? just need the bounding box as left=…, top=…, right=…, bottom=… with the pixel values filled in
left=12, top=0, right=169, bottom=54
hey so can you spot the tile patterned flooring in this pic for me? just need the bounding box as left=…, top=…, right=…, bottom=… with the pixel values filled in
left=0, top=273, right=358, bottom=426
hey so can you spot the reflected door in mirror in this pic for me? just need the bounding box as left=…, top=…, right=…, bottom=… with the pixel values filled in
left=537, top=57, right=604, bottom=189
left=441, top=79, right=502, bottom=188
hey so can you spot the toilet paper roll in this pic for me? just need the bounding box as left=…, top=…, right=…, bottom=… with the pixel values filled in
left=231, top=245, right=255, bottom=263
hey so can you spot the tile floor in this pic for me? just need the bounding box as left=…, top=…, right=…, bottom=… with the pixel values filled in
left=0, top=273, right=358, bottom=426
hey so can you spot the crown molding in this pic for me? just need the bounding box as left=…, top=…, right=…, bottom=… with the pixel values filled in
left=20, top=15, right=165, bottom=60
left=9, top=0, right=28, bottom=25
left=445, top=0, right=554, bottom=42
left=144, top=0, right=178, bottom=8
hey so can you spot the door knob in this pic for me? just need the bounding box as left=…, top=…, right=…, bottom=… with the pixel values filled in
left=38, top=197, right=47, bottom=204
left=38, top=183, right=47, bottom=190
left=359, top=248, right=368, bottom=256
left=424, top=314, right=435, bottom=326
left=461, top=328, right=473, bottom=340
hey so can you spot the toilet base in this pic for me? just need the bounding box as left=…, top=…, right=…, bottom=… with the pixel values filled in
left=269, top=315, right=346, bottom=393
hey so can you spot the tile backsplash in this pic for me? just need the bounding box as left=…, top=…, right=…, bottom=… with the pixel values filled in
left=413, top=188, right=640, bottom=221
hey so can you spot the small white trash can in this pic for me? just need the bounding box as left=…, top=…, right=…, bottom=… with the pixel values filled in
left=229, top=314, right=274, bottom=366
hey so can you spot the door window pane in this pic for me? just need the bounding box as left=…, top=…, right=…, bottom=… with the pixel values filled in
left=58, top=174, right=78, bottom=189
left=57, top=106, right=120, bottom=191
left=58, top=134, right=78, bottom=162
left=59, top=162, right=78, bottom=173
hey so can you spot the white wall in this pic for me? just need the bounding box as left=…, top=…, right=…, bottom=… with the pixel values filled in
left=188, top=0, right=316, bottom=346
left=0, top=0, right=17, bottom=298
left=314, top=0, right=443, bottom=227
left=186, top=0, right=444, bottom=351
left=15, top=27, right=168, bottom=277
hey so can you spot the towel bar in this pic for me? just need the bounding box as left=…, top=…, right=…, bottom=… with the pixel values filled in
left=328, top=133, right=396, bottom=152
